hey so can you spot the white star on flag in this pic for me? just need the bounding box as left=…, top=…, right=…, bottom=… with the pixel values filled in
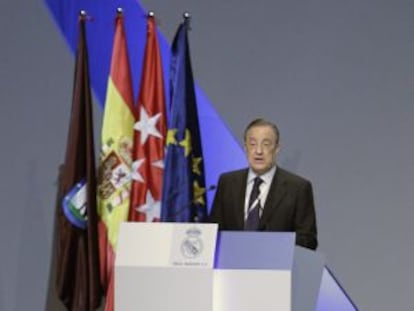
left=131, top=158, right=145, bottom=182
left=152, top=159, right=164, bottom=169
left=136, top=190, right=160, bottom=222
left=134, top=106, right=163, bottom=145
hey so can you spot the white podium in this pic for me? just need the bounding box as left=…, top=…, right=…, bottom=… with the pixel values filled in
left=214, top=231, right=325, bottom=311
left=115, top=223, right=324, bottom=311
left=115, top=222, right=218, bottom=311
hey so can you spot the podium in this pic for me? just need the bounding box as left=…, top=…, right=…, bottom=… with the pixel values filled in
left=214, top=231, right=325, bottom=311
left=115, top=223, right=325, bottom=311
left=115, top=222, right=218, bottom=311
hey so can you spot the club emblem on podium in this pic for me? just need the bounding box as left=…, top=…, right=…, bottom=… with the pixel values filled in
left=181, top=227, right=203, bottom=259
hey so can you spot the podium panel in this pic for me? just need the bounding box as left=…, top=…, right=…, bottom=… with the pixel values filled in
left=213, top=231, right=325, bottom=311
left=117, top=267, right=214, bottom=311
left=214, top=269, right=291, bottom=311
left=116, top=225, right=326, bottom=311
left=292, top=246, right=325, bottom=311
left=115, top=222, right=218, bottom=311
left=214, top=231, right=296, bottom=311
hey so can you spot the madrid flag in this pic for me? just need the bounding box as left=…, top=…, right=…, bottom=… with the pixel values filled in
left=128, top=15, right=167, bottom=222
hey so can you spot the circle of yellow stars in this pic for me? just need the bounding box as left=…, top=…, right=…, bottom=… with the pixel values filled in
left=166, top=128, right=206, bottom=205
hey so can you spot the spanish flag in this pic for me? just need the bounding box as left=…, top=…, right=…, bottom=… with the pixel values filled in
left=96, top=10, right=134, bottom=311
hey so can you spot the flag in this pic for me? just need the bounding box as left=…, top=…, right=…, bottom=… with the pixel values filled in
left=128, top=15, right=167, bottom=222
left=55, top=12, right=102, bottom=311
left=46, top=2, right=249, bottom=217
left=96, top=10, right=135, bottom=311
left=161, top=18, right=207, bottom=222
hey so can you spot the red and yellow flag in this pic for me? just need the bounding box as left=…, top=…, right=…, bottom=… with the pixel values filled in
left=96, top=10, right=134, bottom=311
left=128, top=15, right=167, bottom=222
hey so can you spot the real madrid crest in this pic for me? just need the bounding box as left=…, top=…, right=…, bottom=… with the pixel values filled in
left=181, top=227, right=203, bottom=259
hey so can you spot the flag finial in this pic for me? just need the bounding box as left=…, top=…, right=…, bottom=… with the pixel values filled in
left=79, top=10, right=93, bottom=21
left=183, top=12, right=191, bottom=29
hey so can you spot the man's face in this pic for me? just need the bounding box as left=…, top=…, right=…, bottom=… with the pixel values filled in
left=244, top=125, right=280, bottom=175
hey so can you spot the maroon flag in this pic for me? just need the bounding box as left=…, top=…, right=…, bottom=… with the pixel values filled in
left=55, top=12, right=102, bottom=311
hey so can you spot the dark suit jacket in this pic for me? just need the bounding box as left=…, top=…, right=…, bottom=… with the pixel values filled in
left=209, top=166, right=318, bottom=250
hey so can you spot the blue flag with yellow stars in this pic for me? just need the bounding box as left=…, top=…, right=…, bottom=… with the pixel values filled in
left=161, top=17, right=207, bottom=222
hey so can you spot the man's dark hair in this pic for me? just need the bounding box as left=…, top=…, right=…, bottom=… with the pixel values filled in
left=243, top=118, right=280, bottom=144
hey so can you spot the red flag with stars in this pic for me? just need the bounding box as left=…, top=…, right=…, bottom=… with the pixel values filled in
left=129, top=15, right=167, bottom=222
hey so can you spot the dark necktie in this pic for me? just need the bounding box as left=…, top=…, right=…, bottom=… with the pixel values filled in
left=244, top=177, right=263, bottom=231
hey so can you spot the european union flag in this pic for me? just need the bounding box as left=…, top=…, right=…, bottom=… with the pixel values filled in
left=161, top=17, right=207, bottom=222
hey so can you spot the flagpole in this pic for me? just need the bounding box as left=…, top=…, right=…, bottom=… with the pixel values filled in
left=183, top=11, right=191, bottom=29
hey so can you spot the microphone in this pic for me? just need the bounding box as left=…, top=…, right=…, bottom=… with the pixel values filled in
left=257, top=199, right=268, bottom=231
left=164, top=184, right=217, bottom=222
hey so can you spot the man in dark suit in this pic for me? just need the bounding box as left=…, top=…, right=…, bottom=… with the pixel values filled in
left=209, top=118, right=318, bottom=250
